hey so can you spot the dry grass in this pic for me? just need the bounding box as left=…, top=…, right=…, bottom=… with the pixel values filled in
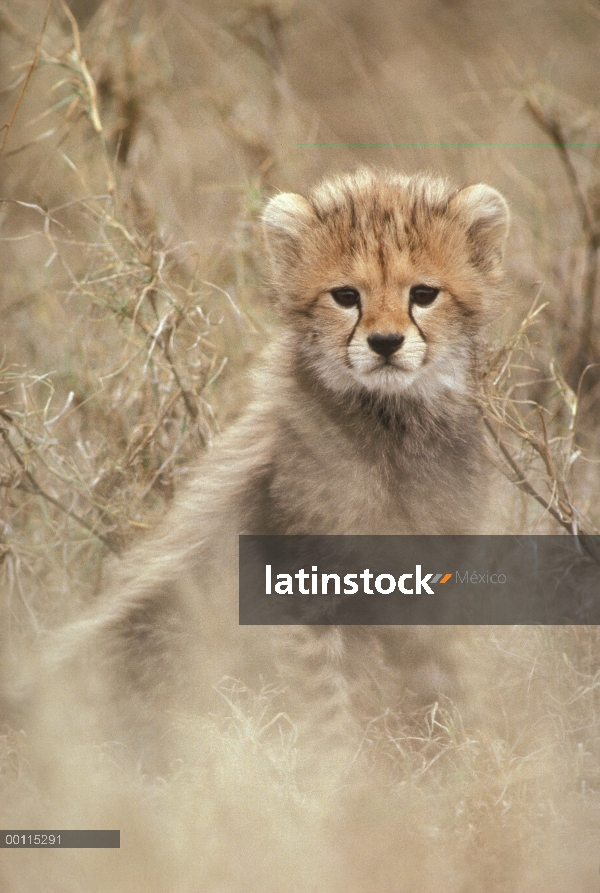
left=1, top=0, right=600, bottom=890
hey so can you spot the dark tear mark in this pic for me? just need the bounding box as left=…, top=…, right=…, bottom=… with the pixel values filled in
left=408, top=301, right=426, bottom=343
left=346, top=300, right=363, bottom=347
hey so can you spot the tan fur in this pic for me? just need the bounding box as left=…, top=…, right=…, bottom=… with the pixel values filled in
left=46, top=169, right=510, bottom=776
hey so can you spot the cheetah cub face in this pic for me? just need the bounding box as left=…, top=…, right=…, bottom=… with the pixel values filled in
left=263, top=170, right=509, bottom=401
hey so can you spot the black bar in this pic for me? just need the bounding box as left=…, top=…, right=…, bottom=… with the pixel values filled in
left=0, top=831, right=120, bottom=848
left=239, top=535, right=600, bottom=625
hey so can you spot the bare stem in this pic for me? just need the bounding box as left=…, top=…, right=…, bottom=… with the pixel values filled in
left=0, top=417, right=120, bottom=555
left=483, top=417, right=573, bottom=533
left=0, top=0, right=51, bottom=155
left=526, top=96, right=600, bottom=377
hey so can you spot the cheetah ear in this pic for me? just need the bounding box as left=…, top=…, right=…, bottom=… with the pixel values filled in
left=263, top=192, right=316, bottom=236
left=262, top=193, right=317, bottom=279
left=452, top=184, right=510, bottom=270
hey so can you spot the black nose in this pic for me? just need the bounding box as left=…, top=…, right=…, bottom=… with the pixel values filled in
left=367, top=333, right=404, bottom=358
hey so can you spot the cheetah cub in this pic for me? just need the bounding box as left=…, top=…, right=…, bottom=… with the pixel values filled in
left=48, top=169, right=509, bottom=772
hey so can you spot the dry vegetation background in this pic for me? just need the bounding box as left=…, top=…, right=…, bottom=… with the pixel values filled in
left=1, top=0, right=600, bottom=890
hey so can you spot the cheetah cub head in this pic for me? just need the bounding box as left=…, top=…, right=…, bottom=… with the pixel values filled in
left=263, top=169, right=509, bottom=402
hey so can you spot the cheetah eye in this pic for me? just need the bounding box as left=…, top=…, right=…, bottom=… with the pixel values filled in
left=330, top=287, right=360, bottom=308
left=410, top=285, right=440, bottom=307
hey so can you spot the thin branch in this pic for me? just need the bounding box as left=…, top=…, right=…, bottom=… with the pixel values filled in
left=0, top=0, right=51, bottom=155
left=483, top=417, right=573, bottom=534
left=0, top=419, right=120, bottom=555
left=526, top=95, right=600, bottom=376
left=525, top=96, right=596, bottom=241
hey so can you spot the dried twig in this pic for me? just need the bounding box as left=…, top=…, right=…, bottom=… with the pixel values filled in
left=0, top=0, right=51, bottom=155
left=480, top=297, right=598, bottom=542
left=483, top=417, right=574, bottom=534
left=0, top=415, right=120, bottom=555
left=526, top=94, right=600, bottom=380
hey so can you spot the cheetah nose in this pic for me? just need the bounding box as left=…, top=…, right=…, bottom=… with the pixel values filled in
left=367, top=333, right=404, bottom=357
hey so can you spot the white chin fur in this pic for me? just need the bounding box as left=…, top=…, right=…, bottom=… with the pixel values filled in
left=352, top=363, right=418, bottom=394
left=304, top=345, right=471, bottom=404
